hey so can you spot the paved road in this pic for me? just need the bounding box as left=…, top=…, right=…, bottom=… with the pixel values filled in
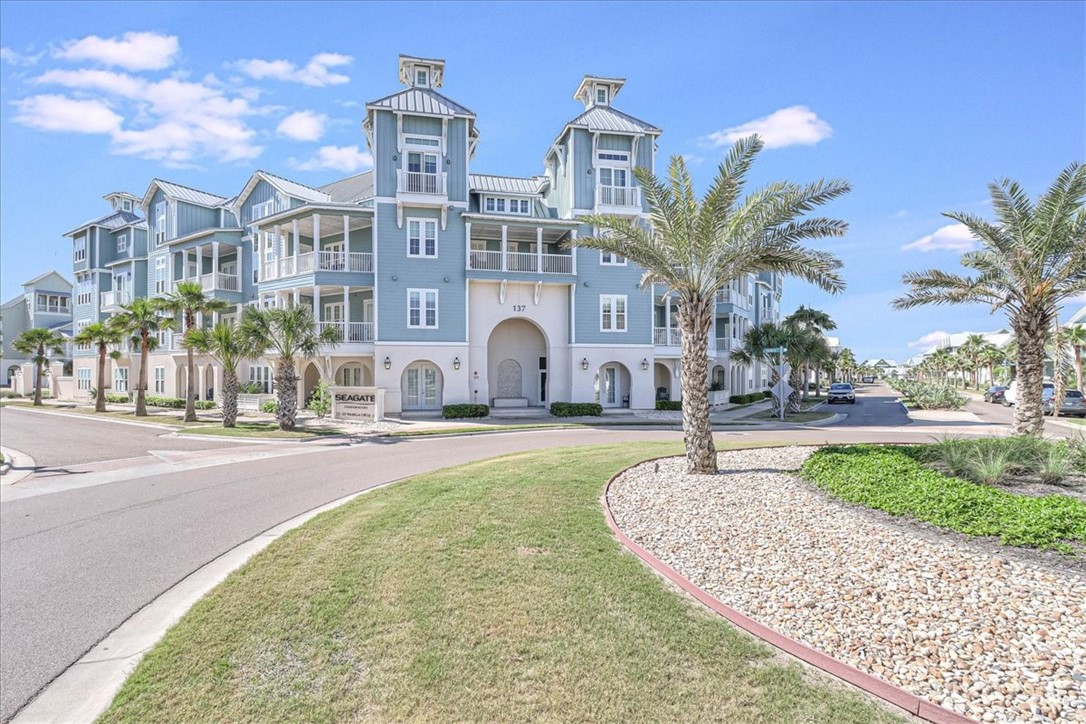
left=963, top=392, right=1084, bottom=438
left=0, top=407, right=245, bottom=468
left=829, top=382, right=911, bottom=427
left=0, top=409, right=1005, bottom=721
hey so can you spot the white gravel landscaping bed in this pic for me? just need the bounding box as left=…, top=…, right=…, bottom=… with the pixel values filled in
left=607, top=447, right=1086, bottom=723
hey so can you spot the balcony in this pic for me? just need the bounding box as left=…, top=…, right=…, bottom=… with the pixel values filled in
left=174, top=274, right=240, bottom=293
left=397, top=170, right=446, bottom=196
left=717, top=337, right=737, bottom=352
left=35, top=303, right=70, bottom=314
left=100, top=290, right=132, bottom=311
left=596, top=185, right=642, bottom=214
left=654, top=327, right=719, bottom=351
left=715, top=289, right=750, bottom=309
left=466, top=249, right=574, bottom=275
left=262, top=251, right=373, bottom=281
left=316, top=321, right=374, bottom=344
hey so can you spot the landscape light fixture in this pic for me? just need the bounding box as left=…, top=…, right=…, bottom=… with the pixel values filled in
left=384, top=356, right=392, bottom=370
left=453, top=357, right=461, bottom=370
left=581, top=357, right=589, bottom=371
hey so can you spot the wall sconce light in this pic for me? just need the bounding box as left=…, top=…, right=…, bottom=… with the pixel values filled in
left=391, top=275, right=398, bottom=281
left=384, top=356, right=392, bottom=370
left=581, top=357, right=589, bottom=371
left=443, top=276, right=450, bottom=283
left=641, top=358, right=649, bottom=371
left=453, top=357, right=461, bottom=371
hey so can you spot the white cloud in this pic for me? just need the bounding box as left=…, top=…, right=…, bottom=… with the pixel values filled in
left=680, top=153, right=705, bottom=166
left=276, top=110, right=327, bottom=141
left=703, top=106, right=832, bottom=150
left=34, top=68, right=145, bottom=97
left=233, top=52, right=351, bottom=87
left=12, top=94, right=123, bottom=133
left=908, top=331, right=951, bottom=349
left=900, top=223, right=975, bottom=252
left=54, top=31, right=179, bottom=71
left=1, top=47, right=43, bottom=66
left=292, top=145, right=372, bottom=172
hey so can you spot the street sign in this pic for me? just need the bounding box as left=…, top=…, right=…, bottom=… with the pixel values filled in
left=771, top=380, right=793, bottom=400
left=764, top=347, right=788, bottom=354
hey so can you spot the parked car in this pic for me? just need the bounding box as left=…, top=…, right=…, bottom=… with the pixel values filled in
left=861, top=375, right=875, bottom=383
left=983, top=385, right=1008, bottom=403
left=827, top=382, right=856, bottom=404
left=1044, top=389, right=1086, bottom=417
left=1002, top=380, right=1055, bottom=407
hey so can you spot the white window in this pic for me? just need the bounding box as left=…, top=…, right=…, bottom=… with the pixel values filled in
left=415, top=68, right=429, bottom=86
left=77, top=368, right=91, bottom=391
left=251, top=200, right=275, bottom=225
left=405, top=135, right=440, bottom=147
left=514, top=199, right=530, bottom=214
left=114, top=367, right=129, bottom=393
left=117, top=234, right=127, bottom=254
left=74, top=236, right=87, bottom=262
left=600, top=295, right=627, bottom=332
left=123, top=199, right=132, bottom=211
left=597, top=152, right=629, bottom=163
left=406, top=152, right=440, bottom=194
left=154, top=257, right=167, bottom=294
left=249, top=365, right=271, bottom=393
left=596, top=87, right=609, bottom=105
left=483, top=197, right=530, bottom=215
left=154, top=201, right=168, bottom=245
left=154, top=366, right=166, bottom=394
left=407, top=218, right=438, bottom=258
left=76, top=281, right=92, bottom=306
left=600, top=251, right=626, bottom=266
left=407, top=289, right=438, bottom=329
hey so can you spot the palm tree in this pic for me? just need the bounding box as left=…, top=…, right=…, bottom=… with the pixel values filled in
left=784, top=306, right=836, bottom=399
left=73, top=321, right=124, bottom=412
left=157, top=281, right=229, bottom=422
left=980, top=343, right=1007, bottom=388
left=838, top=348, right=857, bottom=382
left=113, top=298, right=173, bottom=416
left=929, top=348, right=955, bottom=385
left=12, top=328, right=67, bottom=406
left=732, top=321, right=827, bottom=415
left=893, top=163, right=1086, bottom=436
left=573, top=138, right=848, bottom=473
left=1067, top=324, right=1086, bottom=391
left=188, top=322, right=257, bottom=428
left=237, top=305, right=339, bottom=431
left=958, top=333, right=989, bottom=389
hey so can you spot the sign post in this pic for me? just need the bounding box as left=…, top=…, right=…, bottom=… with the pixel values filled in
left=330, top=386, right=385, bottom=423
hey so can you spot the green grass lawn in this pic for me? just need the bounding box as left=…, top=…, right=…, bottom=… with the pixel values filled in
left=102, top=442, right=900, bottom=723
left=747, top=400, right=833, bottom=423
left=178, top=422, right=343, bottom=439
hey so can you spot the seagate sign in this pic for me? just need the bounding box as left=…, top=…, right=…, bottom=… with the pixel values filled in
left=330, top=386, right=385, bottom=422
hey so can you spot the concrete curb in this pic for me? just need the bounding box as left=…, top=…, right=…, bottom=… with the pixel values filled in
left=600, top=455, right=976, bottom=724
left=0, top=446, right=37, bottom=486
left=11, top=476, right=406, bottom=723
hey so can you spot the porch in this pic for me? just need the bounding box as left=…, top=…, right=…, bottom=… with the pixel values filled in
left=258, top=211, right=374, bottom=282
left=465, top=220, right=575, bottom=275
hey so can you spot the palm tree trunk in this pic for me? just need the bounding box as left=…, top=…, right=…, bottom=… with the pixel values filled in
left=184, top=312, right=197, bottom=422
left=787, top=363, right=804, bottom=413
left=96, top=345, right=107, bottom=412
left=1012, top=311, right=1050, bottom=436
left=801, top=364, right=810, bottom=402
left=33, top=345, right=43, bottom=406
left=1075, top=348, right=1084, bottom=392
left=222, top=370, right=239, bottom=428
left=679, top=298, right=716, bottom=474
left=136, top=334, right=149, bottom=416
left=274, top=357, right=299, bottom=431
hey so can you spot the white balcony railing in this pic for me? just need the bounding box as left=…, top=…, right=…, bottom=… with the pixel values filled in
left=262, top=252, right=373, bottom=281
left=36, top=304, right=70, bottom=314
left=101, top=290, right=131, bottom=309
left=715, top=289, right=750, bottom=309
left=397, top=170, right=446, bottom=196
left=653, top=327, right=682, bottom=347
left=597, top=185, right=641, bottom=209
left=716, top=337, right=737, bottom=352
left=317, top=321, right=374, bottom=343
left=466, top=249, right=574, bottom=274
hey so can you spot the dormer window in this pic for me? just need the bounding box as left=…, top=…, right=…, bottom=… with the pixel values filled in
left=123, top=199, right=132, bottom=211
left=415, top=68, right=429, bottom=87
left=596, top=87, right=609, bottom=105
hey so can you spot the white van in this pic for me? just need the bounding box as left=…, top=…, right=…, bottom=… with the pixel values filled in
left=1002, top=380, right=1055, bottom=406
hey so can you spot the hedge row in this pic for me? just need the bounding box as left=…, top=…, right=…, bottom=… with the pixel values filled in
left=442, top=404, right=489, bottom=419
left=105, top=393, right=131, bottom=403
left=142, top=395, right=216, bottom=409
left=729, top=391, right=771, bottom=404
left=261, top=400, right=278, bottom=414
left=550, top=402, right=603, bottom=417
left=655, top=400, right=682, bottom=411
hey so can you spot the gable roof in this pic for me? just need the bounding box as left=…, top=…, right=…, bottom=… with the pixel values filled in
left=319, top=171, right=374, bottom=204
left=565, top=104, right=661, bottom=136
left=22, top=270, right=73, bottom=289
left=232, top=170, right=331, bottom=211
left=469, top=174, right=546, bottom=196
left=64, top=210, right=144, bottom=237
left=366, top=86, right=474, bottom=117
left=141, top=179, right=229, bottom=210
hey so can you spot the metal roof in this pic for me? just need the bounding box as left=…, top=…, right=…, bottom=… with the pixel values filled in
left=64, top=211, right=144, bottom=236
left=468, top=174, right=545, bottom=195
left=367, top=87, right=474, bottom=117
left=319, top=171, right=374, bottom=204
left=258, top=170, right=330, bottom=204
left=566, top=105, right=660, bottom=135
left=149, top=179, right=229, bottom=208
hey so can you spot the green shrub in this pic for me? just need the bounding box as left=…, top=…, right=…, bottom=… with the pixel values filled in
left=105, top=393, right=131, bottom=403
left=550, top=402, right=602, bottom=417
left=194, top=400, right=217, bottom=410
left=729, top=393, right=765, bottom=404
left=655, top=400, right=682, bottom=411
left=239, top=381, right=266, bottom=394
left=144, top=396, right=183, bottom=408
left=887, top=379, right=966, bottom=410
left=308, top=381, right=332, bottom=420
left=261, top=400, right=279, bottom=414
left=919, top=436, right=1076, bottom=484
left=442, top=403, right=489, bottom=419
left=801, top=445, right=1086, bottom=552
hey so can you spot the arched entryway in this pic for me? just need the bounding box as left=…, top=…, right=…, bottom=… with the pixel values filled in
left=335, top=360, right=373, bottom=387
left=6, top=365, right=18, bottom=388
left=487, top=318, right=547, bottom=407
left=302, top=362, right=321, bottom=406
left=176, top=366, right=187, bottom=400
left=203, top=364, right=214, bottom=401
left=712, top=365, right=727, bottom=390
left=595, top=361, right=631, bottom=408
left=401, top=360, right=443, bottom=411
left=654, top=362, right=672, bottom=401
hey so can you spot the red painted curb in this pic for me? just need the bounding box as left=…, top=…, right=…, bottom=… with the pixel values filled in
left=601, top=458, right=977, bottom=724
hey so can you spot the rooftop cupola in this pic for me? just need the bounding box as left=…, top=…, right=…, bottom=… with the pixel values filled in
left=573, top=75, right=625, bottom=109
left=398, top=54, right=445, bottom=89
left=102, top=191, right=140, bottom=213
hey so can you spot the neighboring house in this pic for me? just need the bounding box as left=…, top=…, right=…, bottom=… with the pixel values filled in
left=66, top=54, right=782, bottom=413
left=1, top=270, right=74, bottom=387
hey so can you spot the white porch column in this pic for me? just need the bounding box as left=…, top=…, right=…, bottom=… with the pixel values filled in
left=313, top=213, right=322, bottom=268
left=212, top=241, right=220, bottom=290
left=313, top=285, right=322, bottom=332
left=500, top=225, right=508, bottom=272
left=293, top=289, right=300, bottom=307
left=343, top=214, right=350, bottom=268
left=343, top=285, right=350, bottom=341
left=292, top=219, right=300, bottom=271
left=571, top=229, right=578, bottom=274
left=465, top=222, right=472, bottom=270
left=536, top=226, right=543, bottom=273
left=181, top=250, right=188, bottom=281
left=196, top=244, right=203, bottom=286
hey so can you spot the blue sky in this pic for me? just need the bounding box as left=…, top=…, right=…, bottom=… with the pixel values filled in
left=1, top=0, right=1083, bottom=362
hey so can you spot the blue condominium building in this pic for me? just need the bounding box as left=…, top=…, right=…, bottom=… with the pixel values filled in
left=67, top=55, right=781, bottom=413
